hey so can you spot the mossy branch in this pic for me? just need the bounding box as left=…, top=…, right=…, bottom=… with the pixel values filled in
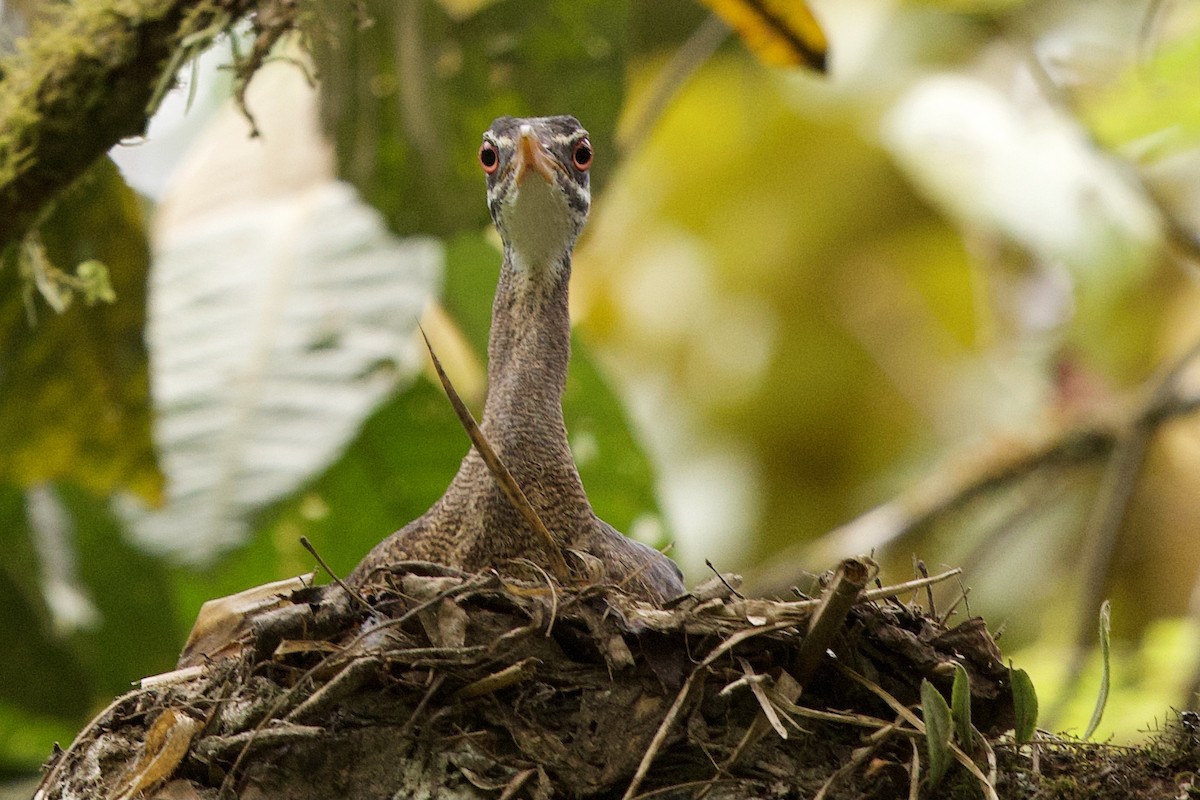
left=0, top=0, right=292, bottom=252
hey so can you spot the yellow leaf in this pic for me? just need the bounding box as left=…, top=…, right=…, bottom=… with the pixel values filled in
left=113, top=709, right=203, bottom=800
left=698, top=0, right=828, bottom=71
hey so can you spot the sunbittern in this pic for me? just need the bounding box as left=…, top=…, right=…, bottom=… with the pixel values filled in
left=349, top=116, right=685, bottom=604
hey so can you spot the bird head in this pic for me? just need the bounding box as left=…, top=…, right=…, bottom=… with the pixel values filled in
left=479, top=116, right=592, bottom=274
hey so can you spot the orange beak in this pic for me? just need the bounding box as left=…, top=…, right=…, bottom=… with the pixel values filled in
left=513, top=126, right=559, bottom=185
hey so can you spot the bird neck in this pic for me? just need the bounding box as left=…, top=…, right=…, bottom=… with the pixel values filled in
left=481, top=245, right=573, bottom=435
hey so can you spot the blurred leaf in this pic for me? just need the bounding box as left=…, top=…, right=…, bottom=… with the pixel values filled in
left=628, top=0, right=709, bottom=56
left=0, top=701, right=78, bottom=773
left=0, top=483, right=181, bottom=769
left=433, top=0, right=501, bottom=20
left=951, top=661, right=973, bottom=747
left=1086, top=32, right=1200, bottom=159
left=1083, top=599, right=1112, bottom=740
left=120, top=61, right=443, bottom=562
left=168, top=375, right=468, bottom=609
left=313, top=0, right=629, bottom=237
left=0, top=157, right=160, bottom=501
left=1010, top=666, right=1038, bottom=744
left=443, top=231, right=500, bottom=354
left=921, top=678, right=953, bottom=787
left=121, top=180, right=441, bottom=561
left=697, top=0, right=827, bottom=71
left=0, top=487, right=91, bottom=721
left=60, top=485, right=181, bottom=693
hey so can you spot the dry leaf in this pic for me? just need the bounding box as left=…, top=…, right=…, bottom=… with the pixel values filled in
left=113, top=710, right=202, bottom=800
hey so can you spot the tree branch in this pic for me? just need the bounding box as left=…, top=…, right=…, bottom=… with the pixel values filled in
left=0, top=0, right=286, bottom=253
left=749, top=340, right=1200, bottom=595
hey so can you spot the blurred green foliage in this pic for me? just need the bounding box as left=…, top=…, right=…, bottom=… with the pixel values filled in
left=0, top=158, right=160, bottom=501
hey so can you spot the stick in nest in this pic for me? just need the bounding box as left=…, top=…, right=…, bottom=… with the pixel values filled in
left=420, top=327, right=572, bottom=583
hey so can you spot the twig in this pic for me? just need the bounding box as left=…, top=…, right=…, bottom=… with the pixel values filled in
left=34, top=689, right=144, bottom=796
left=812, top=720, right=904, bottom=800
left=509, top=558, right=559, bottom=636
left=497, top=768, right=537, bottom=800
left=719, top=558, right=875, bottom=773
left=218, top=575, right=488, bottom=798
left=621, top=617, right=803, bottom=800
left=908, top=740, right=920, bottom=800
left=420, top=328, right=572, bottom=582
left=915, top=560, right=935, bottom=615
left=706, top=559, right=745, bottom=599
left=299, top=536, right=374, bottom=615
left=862, top=567, right=960, bottom=602
left=751, top=360, right=1200, bottom=594
left=793, top=557, right=874, bottom=684
left=395, top=672, right=446, bottom=741
left=285, top=656, right=379, bottom=723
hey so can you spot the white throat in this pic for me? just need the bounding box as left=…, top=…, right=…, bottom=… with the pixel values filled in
left=501, top=175, right=575, bottom=277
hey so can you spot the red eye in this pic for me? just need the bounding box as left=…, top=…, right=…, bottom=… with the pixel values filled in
left=572, top=138, right=592, bottom=171
left=479, top=141, right=499, bottom=174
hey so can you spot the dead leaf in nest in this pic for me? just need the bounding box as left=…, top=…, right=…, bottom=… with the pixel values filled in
left=179, top=574, right=313, bottom=666
left=416, top=595, right=470, bottom=647
left=604, top=634, right=636, bottom=670
left=112, top=709, right=202, bottom=800
left=453, top=657, right=540, bottom=700
left=437, top=596, right=470, bottom=648
left=401, top=574, right=462, bottom=599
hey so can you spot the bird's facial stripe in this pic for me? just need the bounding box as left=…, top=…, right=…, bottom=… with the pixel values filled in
left=562, top=181, right=589, bottom=216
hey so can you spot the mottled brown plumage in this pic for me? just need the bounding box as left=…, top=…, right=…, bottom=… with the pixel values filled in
left=348, top=116, right=684, bottom=604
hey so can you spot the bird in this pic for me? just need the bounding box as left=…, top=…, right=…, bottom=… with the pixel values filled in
left=348, top=115, right=685, bottom=605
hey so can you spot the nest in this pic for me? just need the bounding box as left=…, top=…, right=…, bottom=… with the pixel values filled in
left=34, top=558, right=1016, bottom=800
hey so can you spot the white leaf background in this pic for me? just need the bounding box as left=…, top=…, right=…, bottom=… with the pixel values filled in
left=118, top=59, right=443, bottom=561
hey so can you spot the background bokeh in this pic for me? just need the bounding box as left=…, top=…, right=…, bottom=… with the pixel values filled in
left=3, top=0, right=1200, bottom=784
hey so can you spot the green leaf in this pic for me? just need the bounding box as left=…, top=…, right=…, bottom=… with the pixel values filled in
left=59, top=485, right=181, bottom=693
left=0, top=701, right=79, bottom=773
left=0, top=157, right=160, bottom=502
left=0, top=484, right=182, bottom=769
left=312, top=0, right=629, bottom=237
left=0, top=487, right=92, bottom=722
left=443, top=232, right=502, bottom=355
left=1010, top=666, right=1038, bottom=744
left=951, top=662, right=973, bottom=748
left=921, top=678, right=953, bottom=788
left=1083, top=599, right=1112, bottom=741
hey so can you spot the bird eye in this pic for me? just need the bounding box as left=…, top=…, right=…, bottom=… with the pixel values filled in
left=572, top=139, right=592, bottom=171
left=479, top=141, right=499, bottom=174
